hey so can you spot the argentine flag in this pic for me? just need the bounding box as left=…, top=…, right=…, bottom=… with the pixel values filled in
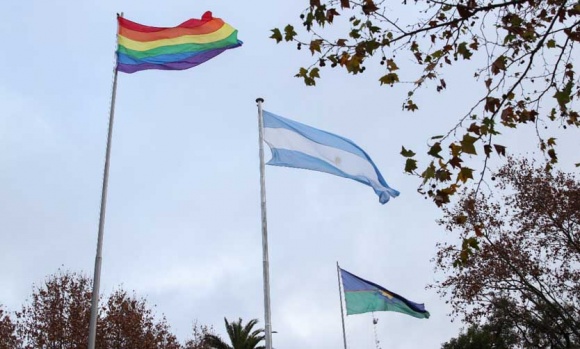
left=263, top=111, right=399, bottom=204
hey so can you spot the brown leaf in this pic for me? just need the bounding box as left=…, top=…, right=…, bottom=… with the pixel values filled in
left=493, top=144, right=506, bottom=156
left=457, top=5, right=473, bottom=18
left=362, top=0, right=379, bottom=14
left=449, top=156, right=463, bottom=169
left=491, top=56, right=506, bottom=75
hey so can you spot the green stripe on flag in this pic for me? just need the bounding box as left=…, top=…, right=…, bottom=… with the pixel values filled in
left=345, top=291, right=430, bottom=319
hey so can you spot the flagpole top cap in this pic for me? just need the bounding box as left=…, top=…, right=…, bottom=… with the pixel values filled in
left=256, top=97, right=264, bottom=103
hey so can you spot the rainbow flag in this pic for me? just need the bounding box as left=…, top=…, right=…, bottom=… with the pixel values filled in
left=117, top=12, right=242, bottom=74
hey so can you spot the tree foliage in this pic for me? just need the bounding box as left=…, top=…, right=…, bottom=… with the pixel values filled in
left=100, top=289, right=181, bottom=349
left=204, top=318, right=265, bottom=349
left=442, top=324, right=515, bottom=348
left=183, top=322, right=215, bottom=349
left=0, top=305, right=20, bottom=349
left=272, top=0, right=580, bottom=206
left=8, top=270, right=186, bottom=348
left=15, top=271, right=93, bottom=349
left=433, top=158, right=580, bottom=347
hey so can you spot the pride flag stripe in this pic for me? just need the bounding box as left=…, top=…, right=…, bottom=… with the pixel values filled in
left=118, top=42, right=241, bottom=65
left=116, top=11, right=242, bottom=74
left=118, top=49, right=229, bottom=74
left=118, top=24, right=236, bottom=51
left=118, top=15, right=210, bottom=32
left=119, top=20, right=225, bottom=42
left=117, top=32, right=239, bottom=59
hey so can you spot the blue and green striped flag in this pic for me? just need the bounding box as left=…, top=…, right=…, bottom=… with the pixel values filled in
left=340, top=268, right=430, bottom=319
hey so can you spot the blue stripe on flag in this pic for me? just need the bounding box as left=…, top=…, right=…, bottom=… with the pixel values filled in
left=263, top=111, right=368, bottom=159
left=263, top=111, right=399, bottom=204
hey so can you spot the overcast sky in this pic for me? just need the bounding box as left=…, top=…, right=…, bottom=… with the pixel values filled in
left=1, top=1, right=578, bottom=348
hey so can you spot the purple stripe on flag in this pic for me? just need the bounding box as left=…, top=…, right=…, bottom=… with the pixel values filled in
left=117, top=47, right=228, bottom=74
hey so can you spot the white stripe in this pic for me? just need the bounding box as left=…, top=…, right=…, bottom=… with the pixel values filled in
left=264, top=127, right=386, bottom=189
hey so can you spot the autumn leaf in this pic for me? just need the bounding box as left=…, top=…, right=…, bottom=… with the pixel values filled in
left=461, top=134, right=478, bottom=155
left=386, top=59, right=399, bottom=71
left=309, top=39, right=323, bottom=54
left=493, top=144, right=506, bottom=156
left=362, top=0, right=379, bottom=14
left=326, top=8, right=340, bottom=23
left=436, top=169, right=452, bottom=182
left=422, top=162, right=436, bottom=183
left=457, top=167, right=474, bottom=183
left=449, top=156, right=463, bottom=168
left=455, top=215, right=468, bottom=224
left=379, top=73, right=399, bottom=85
left=491, top=56, right=506, bottom=75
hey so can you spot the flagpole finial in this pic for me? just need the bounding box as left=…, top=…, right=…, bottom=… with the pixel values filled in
left=256, top=97, right=265, bottom=103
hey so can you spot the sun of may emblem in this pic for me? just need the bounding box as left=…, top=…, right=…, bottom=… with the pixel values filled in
left=334, top=156, right=342, bottom=165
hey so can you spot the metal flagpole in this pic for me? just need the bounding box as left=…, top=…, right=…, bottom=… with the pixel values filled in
left=87, top=13, right=122, bottom=349
left=337, top=262, right=348, bottom=349
left=256, top=97, right=273, bottom=349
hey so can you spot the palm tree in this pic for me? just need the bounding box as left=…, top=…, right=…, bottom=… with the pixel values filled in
left=204, top=318, right=265, bottom=349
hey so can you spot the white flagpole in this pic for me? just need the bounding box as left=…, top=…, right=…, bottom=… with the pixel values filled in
left=256, top=97, right=273, bottom=349
left=87, top=13, right=122, bottom=349
left=337, top=262, right=348, bottom=349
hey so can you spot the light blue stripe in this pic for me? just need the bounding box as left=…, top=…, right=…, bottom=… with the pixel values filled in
left=263, top=110, right=368, bottom=159
left=268, top=149, right=399, bottom=204
left=264, top=111, right=400, bottom=204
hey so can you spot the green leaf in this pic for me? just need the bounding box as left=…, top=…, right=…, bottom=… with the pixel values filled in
left=401, top=146, right=416, bottom=158
left=431, top=135, right=444, bottom=140
left=428, top=142, right=443, bottom=159
left=379, top=73, right=399, bottom=86
left=455, top=215, right=467, bottom=224
left=575, top=163, right=580, bottom=167
left=309, top=67, right=320, bottom=78
left=349, top=29, right=361, bottom=39
left=405, top=158, right=418, bottom=173
left=547, top=148, right=558, bottom=162
left=421, top=162, right=436, bottom=183
left=457, top=42, right=473, bottom=60
left=436, top=169, right=452, bottom=182
left=270, top=28, right=283, bottom=43
left=547, top=39, right=556, bottom=48
left=284, top=25, right=297, bottom=42
left=461, top=134, right=478, bottom=155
